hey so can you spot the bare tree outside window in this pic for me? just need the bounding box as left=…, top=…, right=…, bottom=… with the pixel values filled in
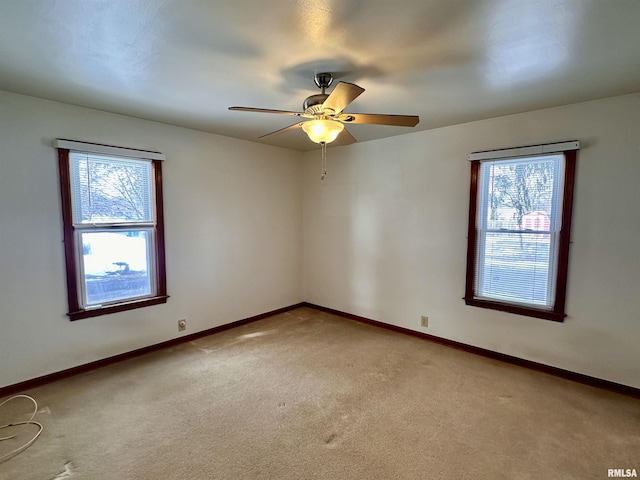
left=75, top=156, right=152, bottom=223
left=487, top=160, right=555, bottom=229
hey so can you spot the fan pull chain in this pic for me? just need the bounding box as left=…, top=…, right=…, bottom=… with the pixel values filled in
left=320, top=142, right=327, bottom=180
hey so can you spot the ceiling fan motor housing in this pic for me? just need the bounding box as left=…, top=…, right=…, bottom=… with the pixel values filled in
left=304, top=72, right=334, bottom=114
left=303, top=93, right=330, bottom=114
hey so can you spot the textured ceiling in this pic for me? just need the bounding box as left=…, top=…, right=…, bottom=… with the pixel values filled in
left=1, top=0, right=639, bottom=151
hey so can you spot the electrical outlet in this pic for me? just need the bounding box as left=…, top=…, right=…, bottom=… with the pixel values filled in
left=421, top=316, right=429, bottom=327
left=178, top=319, right=186, bottom=332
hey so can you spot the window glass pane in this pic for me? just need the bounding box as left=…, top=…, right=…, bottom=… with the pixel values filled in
left=481, top=155, right=562, bottom=231
left=476, top=231, right=554, bottom=307
left=70, top=153, right=153, bottom=224
left=80, top=230, right=153, bottom=306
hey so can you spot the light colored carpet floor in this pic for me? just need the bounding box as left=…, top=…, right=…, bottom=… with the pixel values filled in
left=1, top=307, right=639, bottom=479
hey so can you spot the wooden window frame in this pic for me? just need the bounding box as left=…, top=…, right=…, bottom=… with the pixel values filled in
left=57, top=144, right=168, bottom=320
left=464, top=147, right=577, bottom=322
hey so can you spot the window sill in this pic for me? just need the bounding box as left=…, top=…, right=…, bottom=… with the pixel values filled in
left=68, top=295, right=169, bottom=321
left=463, top=297, right=565, bottom=322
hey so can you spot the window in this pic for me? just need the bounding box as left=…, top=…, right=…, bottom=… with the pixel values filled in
left=56, top=140, right=168, bottom=320
left=464, top=142, right=578, bottom=321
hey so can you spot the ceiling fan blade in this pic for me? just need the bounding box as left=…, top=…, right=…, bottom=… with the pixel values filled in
left=229, top=106, right=302, bottom=116
left=339, top=113, right=419, bottom=127
left=333, top=128, right=357, bottom=146
left=258, top=122, right=304, bottom=139
left=321, top=82, right=365, bottom=115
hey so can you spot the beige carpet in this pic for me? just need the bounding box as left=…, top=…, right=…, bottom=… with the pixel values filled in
left=1, top=307, right=639, bottom=479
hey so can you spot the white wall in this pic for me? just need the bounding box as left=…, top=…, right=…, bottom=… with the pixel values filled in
left=303, top=93, right=640, bottom=389
left=0, top=91, right=303, bottom=388
left=3, top=90, right=639, bottom=391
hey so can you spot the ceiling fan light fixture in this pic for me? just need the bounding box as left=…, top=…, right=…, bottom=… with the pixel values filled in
left=301, top=119, right=344, bottom=144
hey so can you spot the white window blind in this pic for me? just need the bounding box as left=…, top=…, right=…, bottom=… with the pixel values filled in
left=69, top=153, right=154, bottom=225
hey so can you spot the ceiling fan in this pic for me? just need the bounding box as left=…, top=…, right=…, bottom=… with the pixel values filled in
left=229, top=72, right=420, bottom=146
